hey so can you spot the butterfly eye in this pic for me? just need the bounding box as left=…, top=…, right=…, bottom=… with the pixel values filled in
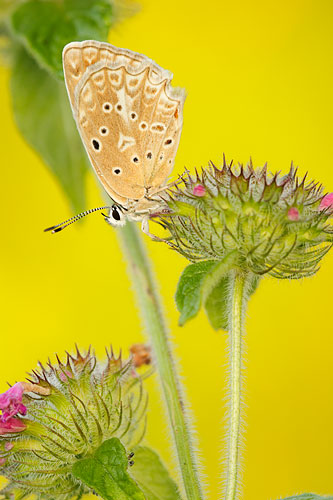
left=103, top=205, right=126, bottom=228
left=92, top=139, right=101, bottom=151
left=111, top=206, right=121, bottom=221
left=103, top=102, right=112, bottom=113
left=146, top=152, right=153, bottom=159
left=132, top=156, right=139, bottom=164
left=164, top=138, right=173, bottom=146
left=116, top=104, right=122, bottom=112
left=139, top=122, right=148, bottom=131
left=130, top=112, right=137, bottom=121
left=112, top=168, right=122, bottom=175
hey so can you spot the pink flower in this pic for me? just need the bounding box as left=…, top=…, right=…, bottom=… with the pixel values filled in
left=287, top=207, right=299, bottom=221
left=193, top=184, right=206, bottom=197
left=0, top=417, right=26, bottom=434
left=0, top=383, right=27, bottom=422
left=319, top=193, right=333, bottom=211
left=4, top=442, right=13, bottom=451
left=0, top=458, right=6, bottom=466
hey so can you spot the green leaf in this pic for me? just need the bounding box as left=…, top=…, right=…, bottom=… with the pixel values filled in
left=175, top=260, right=217, bottom=326
left=204, top=267, right=259, bottom=331
left=72, top=438, right=145, bottom=500
left=175, top=253, right=259, bottom=329
left=10, top=47, right=89, bottom=212
left=175, top=252, right=237, bottom=327
left=10, top=0, right=114, bottom=78
left=130, top=446, right=182, bottom=500
left=201, top=251, right=238, bottom=330
left=278, top=495, right=333, bottom=500
left=247, top=273, right=260, bottom=296
left=204, top=275, right=230, bottom=330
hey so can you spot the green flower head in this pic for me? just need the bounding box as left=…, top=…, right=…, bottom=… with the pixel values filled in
left=0, top=347, right=148, bottom=499
left=157, top=158, right=333, bottom=279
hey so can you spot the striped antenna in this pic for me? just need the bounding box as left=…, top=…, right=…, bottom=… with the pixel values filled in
left=44, top=206, right=111, bottom=234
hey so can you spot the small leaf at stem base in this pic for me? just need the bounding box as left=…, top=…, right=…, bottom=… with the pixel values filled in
left=130, top=446, right=182, bottom=500
left=204, top=276, right=229, bottom=330
left=175, top=252, right=259, bottom=330
left=175, top=260, right=216, bottom=326
left=72, top=438, right=145, bottom=500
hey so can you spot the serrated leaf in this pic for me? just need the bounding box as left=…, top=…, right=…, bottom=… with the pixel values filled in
left=10, top=47, right=89, bottom=212
left=10, top=0, right=114, bottom=78
left=72, top=438, right=145, bottom=500
left=278, top=495, right=333, bottom=500
left=130, top=446, right=182, bottom=500
left=175, top=260, right=217, bottom=326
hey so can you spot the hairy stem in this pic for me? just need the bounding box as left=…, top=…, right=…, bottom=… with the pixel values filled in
left=224, top=271, right=249, bottom=500
left=117, top=222, right=204, bottom=500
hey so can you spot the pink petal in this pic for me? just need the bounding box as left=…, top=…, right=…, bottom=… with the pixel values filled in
left=0, top=383, right=26, bottom=422
left=4, top=442, right=13, bottom=451
left=0, top=417, right=26, bottom=434
left=319, top=193, right=333, bottom=210
left=193, top=184, right=206, bottom=197
left=287, top=207, right=299, bottom=221
left=0, top=383, right=24, bottom=407
left=0, top=458, right=6, bottom=466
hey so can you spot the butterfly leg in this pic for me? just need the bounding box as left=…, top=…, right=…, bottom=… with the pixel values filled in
left=141, top=216, right=172, bottom=245
left=141, top=216, right=161, bottom=241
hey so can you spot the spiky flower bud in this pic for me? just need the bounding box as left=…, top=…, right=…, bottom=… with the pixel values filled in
left=156, top=159, right=333, bottom=279
left=0, top=347, right=148, bottom=499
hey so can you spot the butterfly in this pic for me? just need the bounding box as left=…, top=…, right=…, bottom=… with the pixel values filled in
left=45, top=40, right=186, bottom=235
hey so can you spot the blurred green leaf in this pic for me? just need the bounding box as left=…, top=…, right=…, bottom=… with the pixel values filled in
left=10, top=0, right=114, bottom=78
left=278, top=495, right=333, bottom=500
left=10, top=47, right=89, bottom=212
left=130, top=446, right=182, bottom=500
left=0, top=0, right=19, bottom=21
left=72, top=438, right=145, bottom=500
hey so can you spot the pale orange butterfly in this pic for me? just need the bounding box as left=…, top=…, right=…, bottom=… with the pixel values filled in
left=45, top=40, right=186, bottom=235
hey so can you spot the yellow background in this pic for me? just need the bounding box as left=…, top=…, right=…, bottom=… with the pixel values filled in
left=1, top=0, right=333, bottom=498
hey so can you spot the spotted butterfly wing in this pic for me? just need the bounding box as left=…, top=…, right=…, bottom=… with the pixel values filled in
left=63, top=40, right=186, bottom=207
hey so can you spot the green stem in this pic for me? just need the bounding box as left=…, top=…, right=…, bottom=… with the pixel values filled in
left=224, top=271, right=248, bottom=500
left=117, top=222, right=204, bottom=500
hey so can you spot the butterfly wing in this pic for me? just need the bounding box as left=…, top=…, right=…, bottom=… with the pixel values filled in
left=63, top=40, right=186, bottom=205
